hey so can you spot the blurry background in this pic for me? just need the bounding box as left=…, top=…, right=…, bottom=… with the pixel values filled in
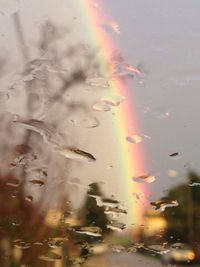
left=1, top=0, right=200, bottom=266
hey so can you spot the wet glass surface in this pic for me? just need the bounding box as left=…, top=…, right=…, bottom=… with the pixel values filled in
left=1, top=0, right=200, bottom=266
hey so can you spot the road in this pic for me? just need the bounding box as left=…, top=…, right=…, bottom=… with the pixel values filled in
left=87, top=252, right=197, bottom=267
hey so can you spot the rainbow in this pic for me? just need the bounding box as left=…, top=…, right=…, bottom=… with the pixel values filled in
left=76, top=0, right=148, bottom=227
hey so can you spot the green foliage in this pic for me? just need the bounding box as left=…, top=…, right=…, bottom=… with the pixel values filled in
left=164, top=171, right=200, bottom=243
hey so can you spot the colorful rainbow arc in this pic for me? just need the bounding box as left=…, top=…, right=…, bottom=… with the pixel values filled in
left=76, top=0, right=147, bottom=226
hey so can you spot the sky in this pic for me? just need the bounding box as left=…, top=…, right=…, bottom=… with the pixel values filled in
left=1, top=0, right=200, bottom=221
left=100, top=0, right=200, bottom=197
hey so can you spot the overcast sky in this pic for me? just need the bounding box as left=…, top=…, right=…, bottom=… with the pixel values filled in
left=100, top=0, right=200, bottom=198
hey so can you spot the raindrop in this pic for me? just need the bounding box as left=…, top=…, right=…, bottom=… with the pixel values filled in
left=13, top=240, right=31, bottom=249
left=75, top=226, right=102, bottom=237
left=47, top=239, right=64, bottom=249
left=86, top=76, right=109, bottom=87
left=40, top=252, right=62, bottom=262
left=127, top=246, right=137, bottom=253
left=12, top=220, right=21, bottom=226
left=189, top=182, right=200, bottom=187
left=109, top=20, right=120, bottom=34
left=15, top=119, right=96, bottom=163
left=33, top=242, right=44, bottom=246
left=107, top=222, right=126, bottom=231
left=69, top=177, right=81, bottom=184
left=25, top=195, right=33, bottom=202
left=142, top=134, right=151, bottom=140
left=102, top=198, right=120, bottom=207
left=169, top=152, right=182, bottom=160
left=14, top=119, right=60, bottom=146
left=101, top=95, right=125, bottom=106
left=112, top=63, right=142, bottom=79
left=153, top=106, right=172, bottom=119
left=25, top=166, right=48, bottom=178
left=104, top=206, right=127, bottom=216
left=150, top=198, right=179, bottom=211
left=23, top=74, right=35, bottom=82
left=29, top=179, right=45, bottom=186
left=146, top=245, right=170, bottom=255
left=58, top=147, right=96, bottom=162
left=92, top=102, right=111, bottom=112
left=171, top=243, right=184, bottom=248
left=11, top=190, right=18, bottom=198
left=169, top=152, right=179, bottom=157
left=6, top=178, right=20, bottom=187
left=70, top=116, right=99, bottom=128
left=126, top=135, right=142, bottom=144
left=110, top=245, right=126, bottom=253
left=132, top=175, right=155, bottom=184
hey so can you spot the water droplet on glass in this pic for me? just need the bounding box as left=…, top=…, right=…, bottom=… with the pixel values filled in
left=71, top=116, right=99, bottom=128
left=112, top=63, right=142, bottom=79
left=146, top=245, right=170, bottom=255
left=127, top=246, right=137, bottom=253
left=142, top=134, right=151, bottom=140
left=47, top=238, right=64, bottom=249
left=169, top=152, right=182, bottom=160
left=25, top=195, right=33, bottom=202
left=11, top=190, right=18, bottom=198
left=15, top=119, right=96, bottom=163
left=40, top=252, right=62, bottom=262
left=189, top=182, right=200, bottom=187
left=171, top=242, right=184, bottom=249
left=132, top=175, right=155, bottom=184
left=14, top=119, right=60, bottom=146
left=23, top=74, right=35, bottom=82
left=104, top=206, right=127, bottom=216
left=58, top=147, right=96, bottom=162
left=126, top=135, right=142, bottom=144
left=101, top=95, right=125, bottom=106
left=107, top=222, right=126, bottom=231
left=33, top=241, right=44, bottom=246
left=13, top=240, right=31, bottom=249
left=75, top=226, right=102, bottom=237
left=109, top=20, right=120, bottom=34
left=150, top=198, right=179, bottom=211
left=110, top=245, right=126, bottom=253
left=12, top=219, right=21, bottom=226
left=6, top=178, right=20, bottom=187
left=169, top=152, right=179, bottom=157
left=92, top=102, right=111, bottom=112
left=102, top=198, right=120, bottom=207
left=29, top=179, right=45, bottom=186
left=69, top=177, right=81, bottom=185
left=86, top=76, right=109, bottom=88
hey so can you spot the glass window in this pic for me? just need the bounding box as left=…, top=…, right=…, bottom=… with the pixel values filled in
left=0, top=0, right=200, bottom=266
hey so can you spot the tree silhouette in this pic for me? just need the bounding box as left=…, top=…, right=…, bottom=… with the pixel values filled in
left=164, top=171, right=200, bottom=258
left=79, top=183, right=110, bottom=233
